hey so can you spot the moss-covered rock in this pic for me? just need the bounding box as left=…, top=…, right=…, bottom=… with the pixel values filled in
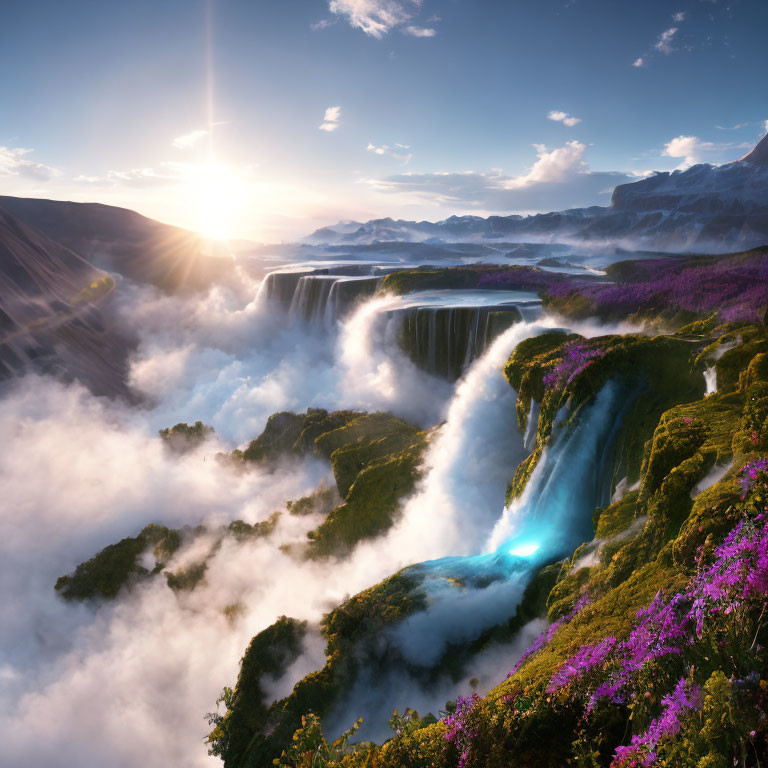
left=159, top=421, right=214, bottom=453
left=505, top=333, right=705, bottom=503
left=307, top=434, right=428, bottom=557
left=54, top=523, right=181, bottom=600
left=241, top=409, right=360, bottom=463
left=209, top=571, right=428, bottom=768
left=207, top=616, right=308, bottom=764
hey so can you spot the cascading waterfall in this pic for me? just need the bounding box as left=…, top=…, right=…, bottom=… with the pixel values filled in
left=394, top=301, right=544, bottom=380
left=325, top=325, right=644, bottom=742
left=289, top=275, right=337, bottom=324
left=258, top=268, right=385, bottom=326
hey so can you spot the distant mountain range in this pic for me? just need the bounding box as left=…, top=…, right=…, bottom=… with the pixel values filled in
left=306, top=133, right=768, bottom=251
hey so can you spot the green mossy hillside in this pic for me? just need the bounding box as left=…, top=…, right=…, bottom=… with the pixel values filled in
left=54, top=515, right=279, bottom=601
left=54, top=523, right=182, bottom=600
left=217, top=324, right=768, bottom=768
left=377, top=264, right=598, bottom=296
left=241, top=409, right=360, bottom=463
left=242, top=408, right=429, bottom=556
left=159, top=421, right=215, bottom=453
left=208, top=571, right=428, bottom=768
left=504, top=333, right=705, bottom=503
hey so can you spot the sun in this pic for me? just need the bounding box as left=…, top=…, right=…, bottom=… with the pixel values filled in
left=186, top=163, right=250, bottom=240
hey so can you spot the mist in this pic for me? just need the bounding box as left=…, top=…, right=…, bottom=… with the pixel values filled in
left=0, top=262, right=646, bottom=766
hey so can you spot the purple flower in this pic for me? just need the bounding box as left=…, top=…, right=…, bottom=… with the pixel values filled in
left=548, top=636, right=617, bottom=692
left=544, top=343, right=606, bottom=391
left=611, top=678, right=702, bottom=767
left=509, top=593, right=592, bottom=675
left=442, top=694, right=481, bottom=768
left=739, top=458, right=768, bottom=499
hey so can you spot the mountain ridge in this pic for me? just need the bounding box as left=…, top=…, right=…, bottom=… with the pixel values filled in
left=306, top=134, right=768, bottom=252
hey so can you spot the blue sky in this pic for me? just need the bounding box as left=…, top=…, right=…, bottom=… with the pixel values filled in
left=1, top=0, right=766, bottom=240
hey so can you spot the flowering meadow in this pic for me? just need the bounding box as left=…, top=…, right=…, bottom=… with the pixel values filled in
left=442, top=458, right=768, bottom=768
left=544, top=249, right=768, bottom=325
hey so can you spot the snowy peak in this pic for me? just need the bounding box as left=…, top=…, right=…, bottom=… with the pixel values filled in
left=740, top=132, right=768, bottom=166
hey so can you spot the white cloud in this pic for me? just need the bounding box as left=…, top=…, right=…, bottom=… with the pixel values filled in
left=655, top=27, right=678, bottom=54
left=367, top=142, right=412, bottom=163
left=764, top=119, right=768, bottom=135
left=672, top=11, right=686, bottom=22
left=75, top=165, right=182, bottom=188
left=715, top=122, right=748, bottom=131
left=662, top=135, right=752, bottom=169
left=663, top=135, right=714, bottom=167
left=310, top=18, right=336, bottom=31
left=365, top=141, right=635, bottom=213
left=0, top=146, right=57, bottom=181
left=633, top=57, right=645, bottom=68
left=403, top=25, right=436, bottom=37
left=319, top=105, right=342, bottom=132
left=329, top=0, right=424, bottom=38
left=172, top=130, right=208, bottom=150
left=547, top=110, right=582, bottom=127
left=507, top=140, right=588, bottom=186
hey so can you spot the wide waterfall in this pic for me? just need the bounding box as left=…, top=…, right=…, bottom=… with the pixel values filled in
left=259, top=267, right=384, bottom=325
left=394, top=304, right=535, bottom=379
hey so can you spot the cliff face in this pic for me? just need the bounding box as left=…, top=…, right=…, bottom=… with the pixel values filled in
left=610, top=150, right=768, bottom=217
left=0, top=204, right=135, bottom=396
left=0, top=195, right=234, bottom=293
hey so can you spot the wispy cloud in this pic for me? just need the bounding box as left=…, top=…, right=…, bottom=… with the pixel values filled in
left=632, top=57, right=645, bottom=68
left=655, top=27, right=679, bottom=54
left=672, top=11, right=686, bottom=22
left=75, top=166, right=182, bottom=188
left=0, top=146, right=57, bottom=181
left=319, top=106, right=342, bottom=132
left=172, top=129, right=208, bottom=150
left=403, top=25, right=435, bottom=37
left=547, top=110, right=582, bottom=127
left=364, top=141, right=635, bottom=213
left=328, top=0, right=430, bottom=39
left=310, top=18, right=336, bottom=31
left=764, top=119, right=768, bottom=135
left=715, top=122, right=749, bottom=131
left=366, top=142, right=412, bottom=162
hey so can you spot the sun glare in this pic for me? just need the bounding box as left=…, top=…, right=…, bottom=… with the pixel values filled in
left=509, top=542, right=540, bottom=558
left=187, top=163, right=249, bottom=240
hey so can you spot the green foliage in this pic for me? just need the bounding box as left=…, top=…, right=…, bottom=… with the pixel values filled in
left=287, top=486, right=339, bottom=516
left=54, top=523, right=180, bottom=600
left=207, top=617, right=308, bottom=763
left=211, top=572, right=428, bottom=768
left=307, top=437, right=427, bottom=557
left=242, top=409, right=361, bottom=463
left=159, top=421, right=215, bottom=453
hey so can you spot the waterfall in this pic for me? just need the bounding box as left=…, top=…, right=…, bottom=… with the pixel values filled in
left=258, top=270, right=309, bottom=310
left=487, top=378, right=629, bottom=557
left=324, top=276, right=383, bottom=326
left=704, top=366, right=717, bottom=395
left=258, top=269, right=385, bottom=326
left=393, top=303, right=537, bottom=380
left=289, top=275, right=337, bottom=324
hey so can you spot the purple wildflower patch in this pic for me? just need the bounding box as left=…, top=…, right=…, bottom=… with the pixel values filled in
left=543, top=343, right=606, bottom=390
